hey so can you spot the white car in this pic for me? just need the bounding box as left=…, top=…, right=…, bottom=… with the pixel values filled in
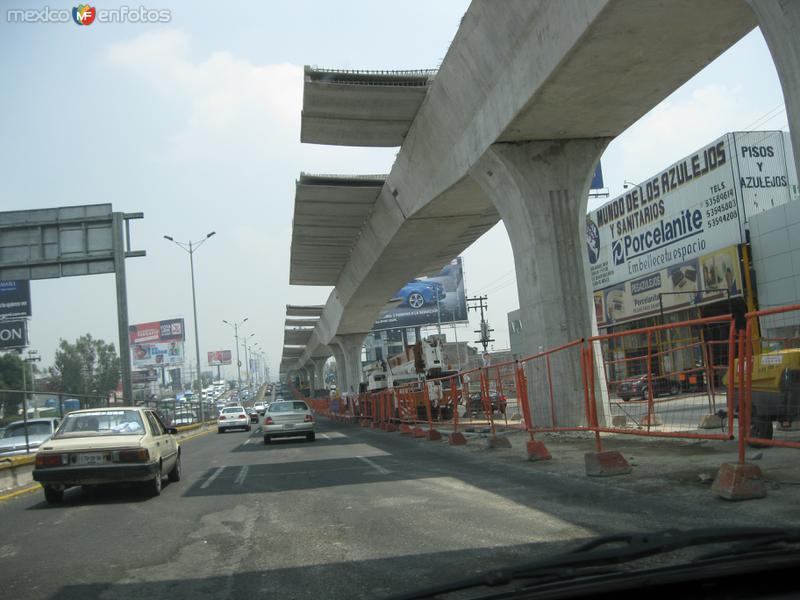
left=253, top=402, right=266, bottom=415
left=217, top=406, right=251, bottom=433
left=32, top=407, right=180, bottom=504
left=263, top=401, right=315, bottom=444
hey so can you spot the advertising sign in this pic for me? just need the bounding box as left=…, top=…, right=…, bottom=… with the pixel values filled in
left=372, top=257, right=468, bottom=332
left=0, top=280, right=31, bottom=319
left=587, top=132, right=794, bottom=293
left=208, top=350, right=232, bottom=366
left=131, top=341, right=184, bottom=367
left=593, top=245, right=743, bottom=326
left=0, top=320, right=27, bottom=349
left=132, top=368, right=159, bottom=384
left=128, top=318, right=185, bottom=344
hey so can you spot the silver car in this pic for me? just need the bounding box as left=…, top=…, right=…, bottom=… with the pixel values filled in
left=0, top=418, right=60, bottom=456
left=263, top=401, right=315, bottom=444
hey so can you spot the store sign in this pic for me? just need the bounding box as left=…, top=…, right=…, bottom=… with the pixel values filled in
left=0, top=319, right=27, bottom=349
left=593, top=245, right=743, bottom=326
left=0, top=280, right=32, bottom=319
left=587, top=132, right=794, bottom=292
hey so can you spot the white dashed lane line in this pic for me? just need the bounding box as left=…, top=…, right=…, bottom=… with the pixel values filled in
left=201, top=466, right=226, bottom=489
left=356, top=456, right=390, bottom=475
left=234, top=465, right=249, bottom=486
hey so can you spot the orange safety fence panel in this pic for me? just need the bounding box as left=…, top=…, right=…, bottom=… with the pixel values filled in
left=517, top=339, right=590, bottom=435
left=588, top=314, right=736, bottom=441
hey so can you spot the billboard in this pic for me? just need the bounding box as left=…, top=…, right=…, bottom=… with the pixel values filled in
left=0, top=280, right=31, bottom=319
left=0, top=320, right=27, bottom=349
left=131, top=341, right=184, bottom=367
left=128, top=318, right=185, bottom=344
left=132, top=368, right=159, bottom=384
left=372, top=257, right=468, bottom=331
left=593, top=245, right=743, bottom=326
left=208, top=350, right=232, bottom=366
left=586, top=131, right=795, bottom=293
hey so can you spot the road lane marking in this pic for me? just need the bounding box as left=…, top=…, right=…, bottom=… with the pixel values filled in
left=234, top=465, right=249, bottom=486
left=201, top=466, right=225, bottom=489
left=357, top=456, right=390, bottom=475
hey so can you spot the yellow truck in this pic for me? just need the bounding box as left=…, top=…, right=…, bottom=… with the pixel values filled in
left=727, top=348, right=800, bottom=440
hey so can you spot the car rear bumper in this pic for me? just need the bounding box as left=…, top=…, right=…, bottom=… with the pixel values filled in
left=264, top=422, right=314, bottom=437
left=33, top=462, right=159, bottom=486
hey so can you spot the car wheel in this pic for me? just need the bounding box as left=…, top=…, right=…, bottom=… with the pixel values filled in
left=168, top=453, right=182, bottom=483
left=44, top=485, right=63, bottom=505
left=217, top=428, right=224, bottom=434
left=621, top=396, right=630, bottom=402
left=246, top=425, right=252, bottom=432
left=749, top=418, right=774, bottom=447
left=408, top=292, right=425, bottom=309
left=146, top=464, right=162, bottom=497
left=263, top=435, right=271, bottom=445
left=306, top=432, right=316, bottom=442
left=669, top=385, right=678, bottom=396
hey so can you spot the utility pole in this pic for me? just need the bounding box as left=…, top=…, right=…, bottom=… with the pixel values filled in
left=223, top=317, right=248, bottom=393
left=21, top=349, right=41, bottom=454
left=467, top=295, right=494, bottom=353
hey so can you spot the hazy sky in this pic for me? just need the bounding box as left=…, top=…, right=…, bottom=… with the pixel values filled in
left=0, top=1, right=789, bottom=380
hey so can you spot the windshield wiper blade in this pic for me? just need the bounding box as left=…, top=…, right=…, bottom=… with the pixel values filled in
left=386, top=527, right=800, bottom=600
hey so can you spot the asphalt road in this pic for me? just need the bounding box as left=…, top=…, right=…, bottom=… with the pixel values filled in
left=0, top=418, right=785, bottom=600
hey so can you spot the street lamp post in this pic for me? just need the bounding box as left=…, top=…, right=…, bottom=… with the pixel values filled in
left=164, top=231, right=216, bottom=423
left=241, top=333, right=254, bottom=396
left=223, top=317, right=248, bottom=393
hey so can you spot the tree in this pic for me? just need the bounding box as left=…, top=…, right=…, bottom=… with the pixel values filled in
left=50, top=334, right=120, bottom=403
left=0, top=352, right=25, bottom=419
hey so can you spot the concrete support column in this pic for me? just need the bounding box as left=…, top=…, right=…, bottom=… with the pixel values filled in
left=329, top=344, right=347, bottom=393
left=335, top=334, right=366, bottom=395
left=470, top=138, right=610, bottom=427
left=304, top=365, right=315, bottom=393
left=748, top=0, right=800, bottom=178
left=313, top=359, right=326, bottom=391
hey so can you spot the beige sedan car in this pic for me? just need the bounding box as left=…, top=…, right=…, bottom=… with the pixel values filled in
left=33, top=407, right=181, bottom=504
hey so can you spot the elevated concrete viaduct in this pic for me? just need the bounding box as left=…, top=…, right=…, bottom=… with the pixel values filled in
left=285, top=1, right=798, bottom=422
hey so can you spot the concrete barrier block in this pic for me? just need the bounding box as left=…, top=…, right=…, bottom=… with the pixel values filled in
left=385, top=423, right=398, bottom=432
left=448, top=432, right=467, bottom=445
left=360, top=420, right=370, bottom=427
left=425, top=429, right=442, bottom=441
left=712, top=462, right=766, bottom=501
left=399, top=423, right=413, bottom=435
left=412, top=427, right=427, bottom=438
left=526, top=440, right=551, bottom=461
left=611, top=416, right=627, bottom=427
left=698, top=414, right=724, bottom=429
left=485, top=436, right=512, bottom=449
left=640, top=413, right=662, bottom=427
left=585, top=451, right=632, bottom=477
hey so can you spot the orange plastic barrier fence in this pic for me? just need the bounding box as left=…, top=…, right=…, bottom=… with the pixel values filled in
left=588, top=314, right=736, bottom=441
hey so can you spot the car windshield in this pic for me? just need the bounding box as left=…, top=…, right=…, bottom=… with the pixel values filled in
left=2, top=422, right=53, bottom=438
left=222, top=407, right=244, bottom=414
left=269, top=402, right=308, bottom=413
left=54, top=410, right=145, bottom=437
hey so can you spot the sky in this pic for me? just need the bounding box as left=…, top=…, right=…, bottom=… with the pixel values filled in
left=0, top=1, right=789, bottom=382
